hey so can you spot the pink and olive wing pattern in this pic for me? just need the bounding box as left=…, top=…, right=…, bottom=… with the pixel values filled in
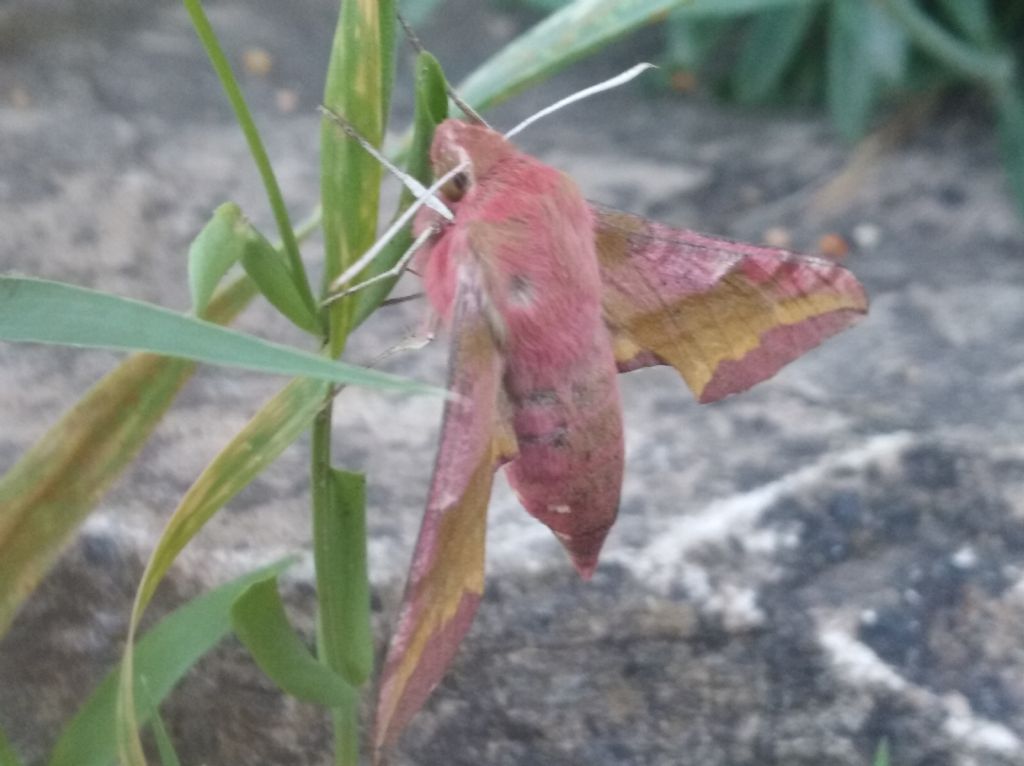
left=373, top=268, right=516, bottom=756
left=593, top=206, right=868, bottom=403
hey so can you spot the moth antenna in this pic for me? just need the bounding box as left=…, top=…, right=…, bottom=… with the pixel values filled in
left=380, top=292, right=424, bottom=307
left=318, top=104, right=453, bottom=219
left=396, top=11, right=490, bottom=128
left=324, top=161, right=468, bottom=299
left=504, top=62, right=656, bottom=139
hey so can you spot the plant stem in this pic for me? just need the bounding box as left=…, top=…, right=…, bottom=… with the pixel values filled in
left=310, top=403, right=360, bottom=765
left=332, top=701, right=361, bottom=766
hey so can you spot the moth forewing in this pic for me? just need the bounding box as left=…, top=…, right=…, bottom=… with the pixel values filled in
left=372, top=265, right=513, bottom=754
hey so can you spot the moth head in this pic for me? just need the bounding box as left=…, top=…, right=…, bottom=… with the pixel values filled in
left=431, top=119, right=512, bottom=203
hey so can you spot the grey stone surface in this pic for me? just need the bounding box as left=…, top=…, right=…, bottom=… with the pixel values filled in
left=2, top=0, right=1024, bottom=764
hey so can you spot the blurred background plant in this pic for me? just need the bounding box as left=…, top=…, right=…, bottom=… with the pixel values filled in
left=405, top=0, right=1024, bottom=214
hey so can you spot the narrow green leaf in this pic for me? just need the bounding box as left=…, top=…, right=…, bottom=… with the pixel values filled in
left=733, top=5, right=818, bottom=103
left=0, top=277, right=438, bottom=394
left=147, top=702, right=181, bottom=766
left=380, top=0, right=398, bottom=132
left=315, top=469, right=373, bottom=686
left=873, top=737, right=891, bottom=766
left=863, top=2, right=908, bottom=86
left=619, top=0, right=820, bottom=16
left=456, top=0, right=822, bottom=112
left=0, top=726, right=23, bottom=766
left=49, top=557, right=295, bottom=766
left=116, top=377, right=330, bottom=765
left=240, top=226, right=321, bottom=335
left=320, top=0, right=393, bottom=354
left=188, top=203, right=247, bottom=315
left=405, top=52, right=451, bottom=191
left=231, top=575, right=355, bottom=707
left=352, top=50, right=450, bottom=325
left=514, top=0, right=569, bottom=11
left=827, top=0, right=876, bottom=140
left=182, top=0, right=315, bottom=313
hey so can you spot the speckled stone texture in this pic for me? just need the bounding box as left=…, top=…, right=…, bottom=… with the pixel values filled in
left=2, top=1, right=1024, bottom=765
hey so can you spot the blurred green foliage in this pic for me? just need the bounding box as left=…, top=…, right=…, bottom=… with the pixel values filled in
left=479, top=0, right=1024, bottom=214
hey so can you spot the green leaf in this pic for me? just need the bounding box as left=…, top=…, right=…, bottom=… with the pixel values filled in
left=320, top=0, right=394, bottom=353
left=231, top=575, right=355, bottom=707
left=147, top=703, right=181, bottom=766
left=116, top=377, right=330, bottom=765
left=827, top=0, right=876, bottom=140
left=0, top=726, right=23, bottom=766
left=0, top=276, right=438, bottom=395
left=240, top=225, right=321, bottom=335
left=457, top=0, right=822, bottom=112
left=659, top=0, right=819, bottom=13
left=863, top=2, right=908, bottom=86
left=48, top=557, right=295, bottom=766
left=406, top=52, right=451, bottom=191
left=0, top=275, right=257, bottom=636
left=188, top=203, right=248, bottom=315
left=380, top=0, right=398, bottom=132
left=873, top=737, right=891, bottom=766
left=315, top=469, right=373, bottom=686
left=733, top=5, right=818, bottom=103
left=352, top=50, right=450, bottom=326
left=182, top=0, right=314, bottom=313
left=458, top=0, right=681, bottom=112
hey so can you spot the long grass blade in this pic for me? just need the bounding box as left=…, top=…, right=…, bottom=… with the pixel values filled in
left=182, top=0, right=315, bottom=311
left=456, top=0, right=822, bottom=114
left=116, top=378, right=331, bottom=765
left=0, top=277, right=438, bottom=394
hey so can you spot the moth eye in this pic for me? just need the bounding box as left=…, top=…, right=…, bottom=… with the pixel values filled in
left=442, top=171, right=469, bottom=201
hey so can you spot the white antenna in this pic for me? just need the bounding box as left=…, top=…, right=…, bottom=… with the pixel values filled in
left=504, top=62, right=656, bottom=140
left=319, top=105, right=453, bottom=220
left=325, top=161, right=467, bottom=297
